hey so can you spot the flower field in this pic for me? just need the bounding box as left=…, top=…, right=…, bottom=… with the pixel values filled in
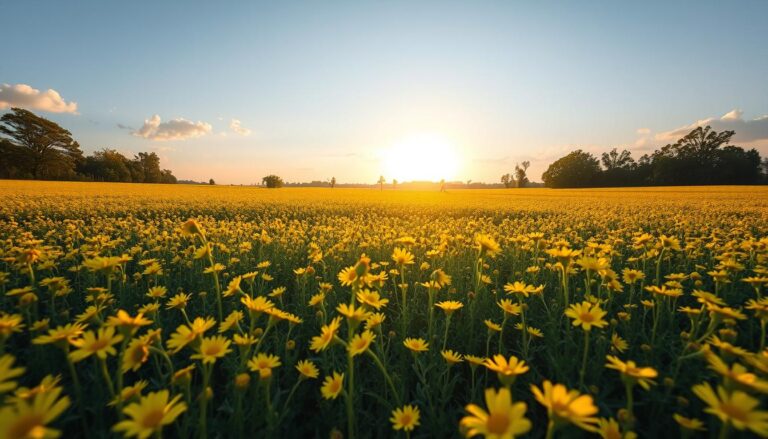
left=1, top=180, right=768, bottom=438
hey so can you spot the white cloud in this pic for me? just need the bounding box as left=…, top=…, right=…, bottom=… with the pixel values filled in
left=0, top=83, right=78, bottom=113
left=229, top=119, right=252, bottom=136
left=133, top=114, right=212, bottom=141
left=656, top=109, right=768, bottom=144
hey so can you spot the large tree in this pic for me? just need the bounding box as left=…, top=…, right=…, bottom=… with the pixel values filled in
left=542, top=150, right=601, bottom=188
left=0, top=108, right=83, bottom=179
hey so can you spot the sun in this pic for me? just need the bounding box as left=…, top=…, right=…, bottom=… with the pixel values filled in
left=380, top=133, right=461, bottom=182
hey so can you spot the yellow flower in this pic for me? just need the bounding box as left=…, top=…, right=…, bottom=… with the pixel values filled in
left=0, top=314, right=24, bottom=338
left=167, top=317, right=215, bottom=354
left=166, top=292, right=191, bottom=310
left=0, top=355, right=25, bottom=394
left=310, top=317, right=342, bottom=352
left=191, top=335, right=232, bottom=364
left=503, top=281, right=542, bottom=297
left=610, top=333, right=628, bottom=354
left=336, top=303, right=371, bottom=324
left=465, top=355, right=487, bottom=368
left=123, top=337, right=152, bottom=373
left=605, top=356, right=657, bottom=390
left=484, top=320, right=502, bottom=332
left=0, top=384, right=70, bottom=439
left=435, top=300, right=464, bottom=316
left=356, top=289, right=389, bottom=310
left=112, top=390, right=187, bottom=438
left=365, top=313, right=386, bottom=330
left=181, top=218, right=205, bottom=238
left=391, top=404, right=421, bottom=432
left=295, top=360, right=319, bottom=380
left=484, top=355, right=529, bottom=386
left=218, top=311, right=244, bottom=333
left=692, top=382, right=768, bottom=436
left=241, top=295, right=274, bottom=315
left=337, top=266, right=358, bottom=287
left=706, top=354, right=768, bottom=393
left=106, top=310, right=152, bottom=334
left=621, top=269, right=645, bottom=284
left=392, top=247, right=415, bottom=266
left=530, top=380, right=599, bottom=432
left=348, top=330, right=376, bottom=357
left=442, top=350, right=464, bottom=365
left=460, top=387, right=531, bottom=438
left=673, top=413, right=706, bottom=432
left=596, top=417, right=636, bottom=439
left=565, top=301, right=608, bottom=332
left=497, top=299, right=521, bottom=316
left=69, top=326, right=124, bottom=362
left=403, top=337, right=429, bottom=353
left=33, top=323, right=86, bottom=348
left=321, top=372, right=344, bottom=400
left=475, top=234, right=501, bottom=258
left=248, top=353, right=282, bottom=380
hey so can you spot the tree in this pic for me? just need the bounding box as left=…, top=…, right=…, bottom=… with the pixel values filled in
left=0, top=108, right=83, bottom=179
left=330, top=177, right=336, bottom=188
left=134, top=152, right=162, bottom=183
left=542, top=150, right=601, bottom=188
left=601, top=149, right=634, bottom=170
left=79, top=148, right=132, bottom=182
left=514, top=161, right=530, bottom=188
left=392, top=178, right=398, bottom=189
left=209, top=178, right=216, bottom=185
left=377, top=175, right=385, bottom=191
left=600, top=149, right=636, bottom=187
left=262, top=175, right=283, bottom=188
left=500, top=173, right=512, bottom=188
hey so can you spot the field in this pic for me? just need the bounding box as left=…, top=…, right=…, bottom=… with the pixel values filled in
left=1, top=180, right=767, bottom=438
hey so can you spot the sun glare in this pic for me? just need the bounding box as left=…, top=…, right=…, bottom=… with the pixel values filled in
left=381, top=133, right=461, bottom=182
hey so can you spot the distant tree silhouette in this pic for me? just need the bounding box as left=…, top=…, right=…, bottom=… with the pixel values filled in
left=262, top=175, right=283, bottom=188
left=514, top=161, right=530, bottom=188
left=80, top=148, right=132, bottom=182
left=377, top=175, right=385, bottom=191
left=330, top=177, right=336, bottom=188
left=542, top=150, right=601, bottom=188
left=209, top=178, right=216, bottom=185
left=500, top=173, right=512, bottom=188
left=0, top=107, right=83, bottom=179
left=542, top=126, right=764, bottom=188
left=392, top=178, right=398, bottom=189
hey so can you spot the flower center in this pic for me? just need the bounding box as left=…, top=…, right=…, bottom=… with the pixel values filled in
left=486, top=413, right=510, bottom=434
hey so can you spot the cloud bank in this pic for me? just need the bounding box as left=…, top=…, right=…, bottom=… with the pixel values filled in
left=229, top=119, right=251, bottom=136
left=0, top=83, right=78, bottom=113
left=656, top=109, right=768, bottom=144
left=133, top=114, right=212, bottom=141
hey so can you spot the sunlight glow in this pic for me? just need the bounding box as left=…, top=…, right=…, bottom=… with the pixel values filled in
left=380, top=133, right=461, bottom=182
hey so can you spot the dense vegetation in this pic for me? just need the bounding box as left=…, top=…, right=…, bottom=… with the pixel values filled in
left=0, top=108, right=177, bottom=183
left=542, top=126, right=767, bottom=188
left=0, top=182, right=766, bottom=438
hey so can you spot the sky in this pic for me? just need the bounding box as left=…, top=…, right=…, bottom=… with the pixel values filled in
left=1, top=0, right=767, bottom=184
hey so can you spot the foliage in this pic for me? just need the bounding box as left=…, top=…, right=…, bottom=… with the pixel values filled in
left=514, top=161, right=530, bottom=188
left=0, top=107, right=83, bottom=179
left=0, top=108, right=177, bottom=183
left=543, top=126, right=765, bottom=188
left=262, top=174, right=284, bottom=188
left=0, top=182, right=767, bottom=438
left=542, top=150, right=601, bottom=188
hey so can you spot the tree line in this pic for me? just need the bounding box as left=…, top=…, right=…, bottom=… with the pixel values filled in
left=0, top=108, right=177, bottom=183
left=541, top=126, right=767, bottom=188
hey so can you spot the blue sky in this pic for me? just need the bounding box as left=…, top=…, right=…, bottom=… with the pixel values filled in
left=2, top=1, right=767, bottom=184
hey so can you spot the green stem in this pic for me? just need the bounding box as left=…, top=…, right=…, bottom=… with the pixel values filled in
left=579, top=331, right=590, bottom=389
